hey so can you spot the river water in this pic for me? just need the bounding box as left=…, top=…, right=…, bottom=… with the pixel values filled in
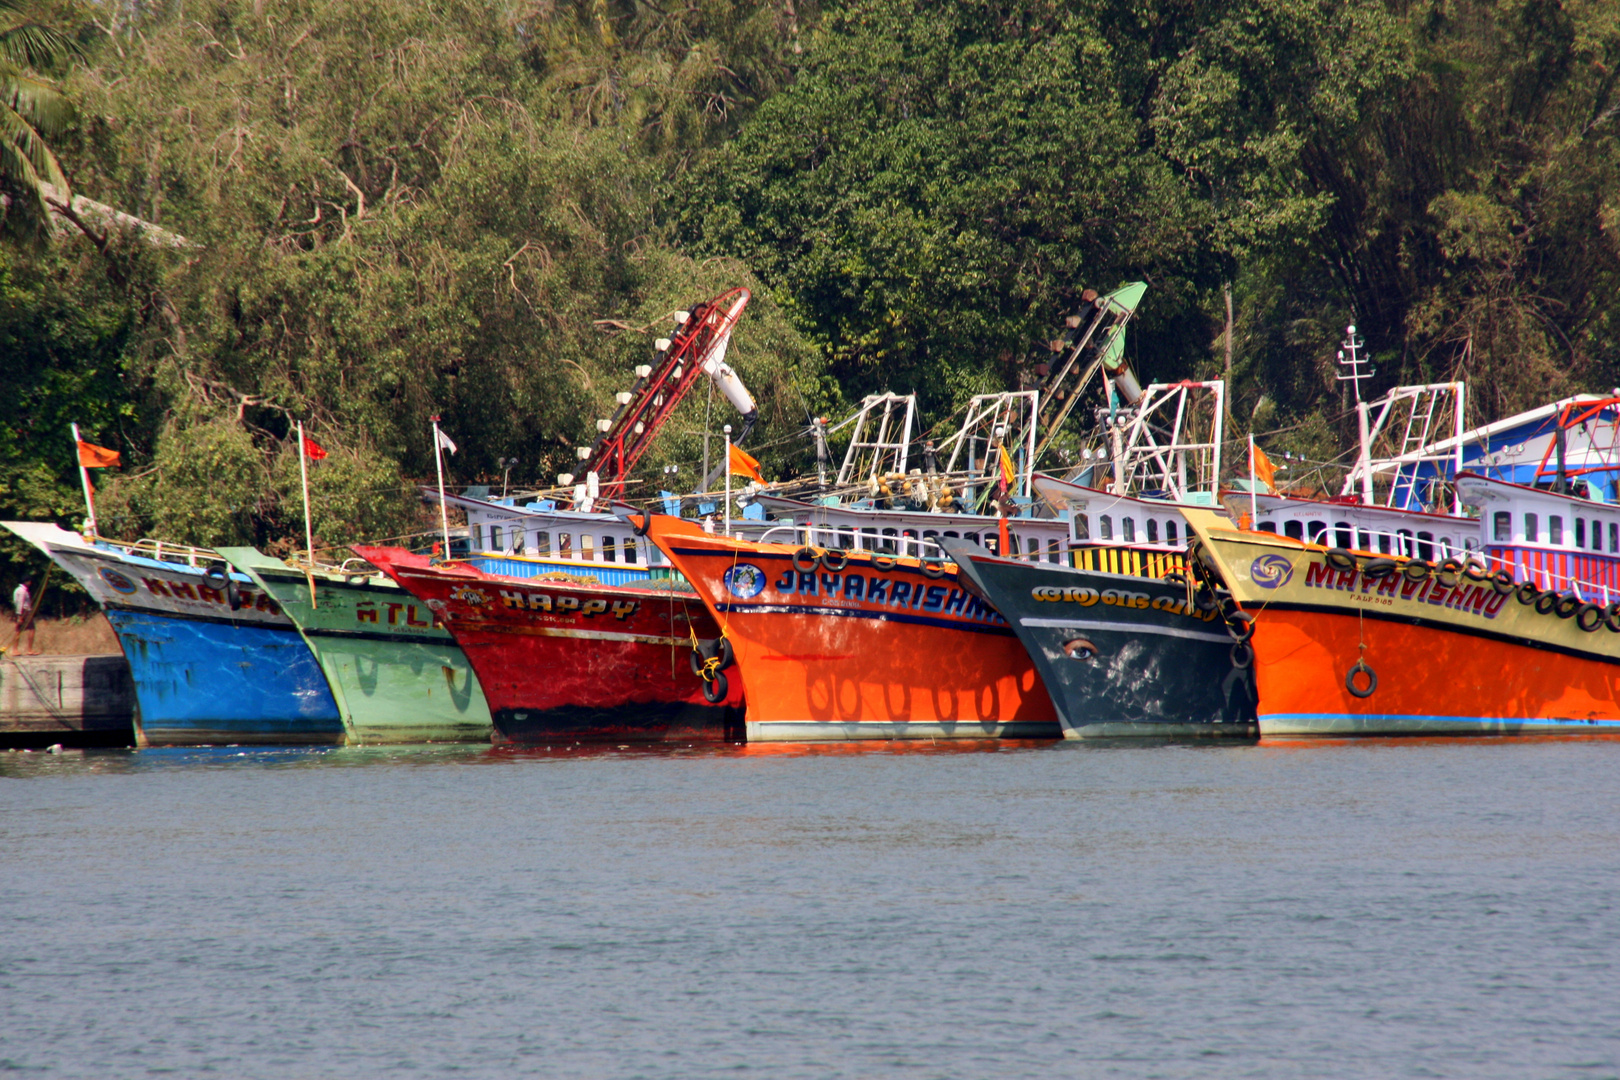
left=2, top=737, right=1617, bottom=1079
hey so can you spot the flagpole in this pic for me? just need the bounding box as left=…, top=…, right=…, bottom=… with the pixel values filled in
left=298, top=421, right=316, bottom=563
left=723, top=424, right=733, bottom=538
left=431, top=415, right=451, bottom=555
left=70, top=423, right=97, bottom=536
left=1248, top=433, right=1258, bottom=529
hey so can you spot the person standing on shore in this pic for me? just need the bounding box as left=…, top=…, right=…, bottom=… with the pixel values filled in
left=10, top=580, right=38, bottom=656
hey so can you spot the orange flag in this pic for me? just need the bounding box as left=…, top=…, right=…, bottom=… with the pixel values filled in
left=77, top=440, right=121, bottom=468
left=1251, top=443, right=1278, bottom=493
left=998, top=444, right=1016, bottom=489
left=728, top=443, right=765, bottom=484
left=302, top=436, right=328, bottom=461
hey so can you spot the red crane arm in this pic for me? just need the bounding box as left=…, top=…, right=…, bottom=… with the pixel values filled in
left=576, top=287, right=751, bottom=502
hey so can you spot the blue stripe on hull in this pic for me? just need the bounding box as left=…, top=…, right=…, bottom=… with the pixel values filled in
left=105, top=610, right=344, bottom=746
left=1261, top=713, right=1620, bottom=737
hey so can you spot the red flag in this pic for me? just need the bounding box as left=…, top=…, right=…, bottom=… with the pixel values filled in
left=302, top=436, right=328, bottom=461
left=77, top=440, right=121, bottom=468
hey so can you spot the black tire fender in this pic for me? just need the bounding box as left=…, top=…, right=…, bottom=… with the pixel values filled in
left=1229, top=642, right=1254, bottom=669
left=1226, top=611, right=1255, bottom=642
left=1605, top=603, right=1620, bottom=633
left=1403, top=559, right=1433, bottom=582
left=920, top=559, right=947, bottom=579
left=1576, top=603, right=1605, bottom=632
left=1515, top=582, right=1542, bottom=606
left=1555, top=594, right=1582, bottom=619
left=1346, top=660, right=1377, bottom=699
left=1325, top=548, right=1357, bottom=572
left=1534, top=591, right=1559, bottom=616
left=702, top=669, right=728, bottom=704
left=792, top=546, right=819, bottom=573
left=1491, top=571, right=1516, bottom=596
left=1363, top=558, right=1398, bottom=578
left=203, top=562, right=230, bottom=590
left=871, top=555, right=897, bottom=571
left=818, top=549, right=849, bottom=573
left=633, top=506, right=653, bottom=537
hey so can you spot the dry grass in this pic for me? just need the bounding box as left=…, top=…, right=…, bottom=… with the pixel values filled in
left=3, top=614, right=122, bottom=657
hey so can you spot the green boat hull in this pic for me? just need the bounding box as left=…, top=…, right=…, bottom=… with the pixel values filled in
left=218, top=548, right=493, bottom=744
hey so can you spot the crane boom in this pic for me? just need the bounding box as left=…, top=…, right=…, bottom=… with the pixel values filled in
left=571, top=287, right=753, bottom=504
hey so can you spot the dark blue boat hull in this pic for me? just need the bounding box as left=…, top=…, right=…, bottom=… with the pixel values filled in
left=945, top=542, right=1256, bottom=738
left=106, top=609, right=345, bottom=746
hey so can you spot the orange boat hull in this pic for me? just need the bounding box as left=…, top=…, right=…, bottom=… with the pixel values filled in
left=648, top=521, right=1059, bottom=741
left=1251, top=607, right=1620, bottom=736
left=1178, top=509, right=1620, bottom=736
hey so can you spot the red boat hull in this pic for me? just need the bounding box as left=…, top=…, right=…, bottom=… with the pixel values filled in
left=355, top=547, right=744, bottom=744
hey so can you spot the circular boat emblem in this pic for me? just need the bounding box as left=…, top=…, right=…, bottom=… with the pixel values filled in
left=723, top=563, right=767, bottom=600
left=1249, top=554, right=1294, bottom=589
left=98, top=567, right=138, bottom=595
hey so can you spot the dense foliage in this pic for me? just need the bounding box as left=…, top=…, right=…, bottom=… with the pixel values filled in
left=4, top=0, right=1620, bottom=609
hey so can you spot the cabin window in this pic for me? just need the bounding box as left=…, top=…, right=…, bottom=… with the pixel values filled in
left=1377, top=532, right=1391, bottom=554
left=1550, top=516, right=1564, bottom=545
left=861, top=528, right=878, bottom=552
left=1146, top=519, right=1159, bottom=543
left=623, top=538, right=638, bottom=564
left=881, top=528, right=898, bottom=555
left=1397, top=529, right=1414, bottom=557
left=839, top=529, right=855, bottom=550
left=1577, top=518, right=1586, bottom=548
left=1524, top=514, right=1538, bottom=543
left=1100, top=514, right=1113, bottom=541
left=535, top=531, right=551, bottom=556
left=1166, top=520, right=1178, bottom=544
left=1308, top=521, right=1329, bottom=545
left=511, top=530, right=525, bottom=555
left=471, top=524, right=484, bottom=549
left=1357, top=530, right=1373, bottom=552
left=1009, top=532, right=1021, bottom=555
left=1258, top=522, right=1278, bottom=533
left=1593, top=519, right=1604, bottom=552
left=1611, top=522, right=1618, bottom=554
left=1025, top=536, right=1040, bottom=560
left=491, top=525, right=504, bottom=550
left=1284, top=520, right=1304, bottom=541
left=1334, top=522, right=1353, bottom=549
left=602, top=536, right=617, bottom=563
left=902, top=529, right=919, bottom=558
left=1416, top=531, right=1434, bottom=561
left=580, top=535, right=595, bottom=560
left=1048, top=538, right=1060, bottom=564
left=1074, top=514, right=1091, bottom=541
left=1122, top=518, right=1136, bottom=543
left=965, top=532, right=982, bottom=546
left=558, top=532, right=572, bottom=556
left=1494, top=512, right=1510, bottom=542
left=1438, top=537, right=1453, bottom=558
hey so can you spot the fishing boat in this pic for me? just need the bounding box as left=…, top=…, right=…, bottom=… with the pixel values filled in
left=219, top=548, right=492, bottom=743
left=942, top=532, right=1255, bottom=739
left=639, top=513, right=1060, bottom=742
left=2, top=523, right=344, bottom=746
left=1181, top=466, right=1620, bottom=737
left=354, top=545, right=743, bottom=744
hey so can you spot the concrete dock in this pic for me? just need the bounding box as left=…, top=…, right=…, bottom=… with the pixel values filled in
left=0, top=655, right=135, bottom=748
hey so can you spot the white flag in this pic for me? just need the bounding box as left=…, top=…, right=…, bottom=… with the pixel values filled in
left=436, top=428, right=458, bottom=455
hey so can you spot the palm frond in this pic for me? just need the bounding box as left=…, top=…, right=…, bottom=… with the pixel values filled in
left=0, top=20, right=85, bottom=69
left=0, top=99, right=68, bottom=194
left=0, top=62, right=74, bottom=134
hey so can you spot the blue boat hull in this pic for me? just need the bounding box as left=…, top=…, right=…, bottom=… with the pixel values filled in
left=106, top=609, right=345, bottom=746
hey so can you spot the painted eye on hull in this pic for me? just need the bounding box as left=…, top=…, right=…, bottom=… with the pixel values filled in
left=1062, top=637, right=1099, bottom=661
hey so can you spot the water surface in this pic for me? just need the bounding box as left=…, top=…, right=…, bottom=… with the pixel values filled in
left=2, top=737, right=1617, bottom=1078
